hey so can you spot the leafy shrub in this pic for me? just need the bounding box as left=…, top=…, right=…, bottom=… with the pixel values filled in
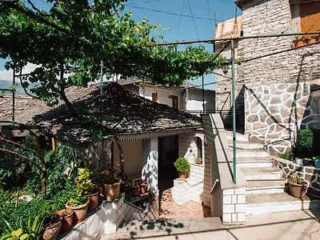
left=173, top=157, right=191, bottom=173
left=288, top=172, right=304, bottom=185
left=278, top=152, right=292, bottom=160
left=295, top=129, right=313, bottom=157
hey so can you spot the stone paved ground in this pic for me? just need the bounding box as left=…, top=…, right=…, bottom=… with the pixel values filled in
left=159, top=189, right=210, bottom=219
left=104, top=210, right=320, bottom=240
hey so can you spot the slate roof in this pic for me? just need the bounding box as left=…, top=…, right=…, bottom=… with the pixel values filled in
left=1, top=83, right=202, bottom=144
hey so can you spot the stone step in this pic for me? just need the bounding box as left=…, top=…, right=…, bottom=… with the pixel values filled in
left=229, top=143, right=265, bottom=150
left=226, top=133, right=249, bottom=142
left=242, top=167, right=283, bottom=181
left=232, top=148, right=269, bottom=158
left=246, top=193, right=320, bottom=215
left=246, top=180, right=285, bottom=195
left=237, top=159, right=273, bottom=168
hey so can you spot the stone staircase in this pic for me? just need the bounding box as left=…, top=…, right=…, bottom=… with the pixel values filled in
left=226, top=131, right=320, bottom=216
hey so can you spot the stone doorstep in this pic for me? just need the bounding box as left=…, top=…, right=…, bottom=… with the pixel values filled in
left=238, top=161, right=273, bottom=168
left=234, top=149, right=270, bottom=158
left=229, top=143, right=265, bottom=150
left=246, top=180, right=285, bottom=195
left=242, top=167, right=283, bottom=181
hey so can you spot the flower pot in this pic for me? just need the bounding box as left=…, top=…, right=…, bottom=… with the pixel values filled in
left=140, top=184, right=147, bottom=194
left=179, top=172, right=188, bottom=180
left=55, top=209, right=73, bottom=234
left=42, top=221, right=62, bottom=240
left=314, top=158, right=320, bottom=168
left=293, top=39, right=304, bottom=47
left=87, top=191, right=100, bottom=211
left=104, top=181, right=121, bottom=201
left=65, top=200, right=89, bottom=224
left=308, top=38, right=317, bottom=44
left=288, top=182, right=307, bottom=198
left=295, top=157, right=303, bottom=166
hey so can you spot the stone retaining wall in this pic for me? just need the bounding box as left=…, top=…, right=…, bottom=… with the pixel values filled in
left=273, top=157, right=320, bottom=199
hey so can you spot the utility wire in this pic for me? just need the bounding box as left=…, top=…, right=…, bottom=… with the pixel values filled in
left=205, top=0, right=211, bottom=19
left=176, top=0, right=186, bottom=38
left=126, top=5, right=217, bottom=22
left=186, top=0, right=200, bottom=39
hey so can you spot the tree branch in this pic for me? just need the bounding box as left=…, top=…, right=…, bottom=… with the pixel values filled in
left=19, top=62, right=39, bottom=99
left=0, top=147, right=43, bottom=171
left=0, top=134, right=45, bottom=165
left=26, top=0, right=50, bottom=17
left=2, top=1, right=69, bottom=34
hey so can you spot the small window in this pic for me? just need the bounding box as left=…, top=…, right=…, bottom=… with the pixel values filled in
left=152, top=92, right=157, bottom=102
left=300, top=2, right=320, bottom=34
left=171, top=95, right=178, bottom=109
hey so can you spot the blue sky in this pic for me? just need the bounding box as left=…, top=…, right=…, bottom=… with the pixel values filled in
left=0, top=0, right=241, bottom=89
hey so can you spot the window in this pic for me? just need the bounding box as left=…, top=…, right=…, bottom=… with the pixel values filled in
left=152, top=92, right=157, bottom=102
left=300, top=2, right=320, bottom=33
left=171, top=95, right=178, bottom=109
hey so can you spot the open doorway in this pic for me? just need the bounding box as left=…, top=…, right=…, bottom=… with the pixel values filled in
left=158, top=135, right=179, bottom=191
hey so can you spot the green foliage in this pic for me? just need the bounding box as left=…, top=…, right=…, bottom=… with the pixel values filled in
left=1, top=213, right=44, bottom=240
left=195, top=157, right=203, bottom=165
left=295, top=129, right=313, bottom=157
left=0, top=0, right=221, bottom=107
left=278, top=152, right=292, bottom=160
left=25, top=144, right=81, bottom=197
left=288, top=172, right=303, bottom=185
left=66, top=196, right=88, bottom=207
left=76, top=168, right=96, bottom=196
left=173, top=157, right=191, bottom=173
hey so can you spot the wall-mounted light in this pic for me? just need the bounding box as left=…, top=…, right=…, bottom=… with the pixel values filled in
left=221, top=59, right=231, bottom=74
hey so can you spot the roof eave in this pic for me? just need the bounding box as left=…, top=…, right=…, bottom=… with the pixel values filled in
left=235, top=0, right=251, bottom=9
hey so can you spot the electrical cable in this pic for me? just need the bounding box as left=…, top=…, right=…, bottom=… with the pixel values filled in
left=186, top=0, right=200, bottom=39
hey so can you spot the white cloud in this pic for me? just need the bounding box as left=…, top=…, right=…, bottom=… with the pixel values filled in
left=0, top=63, right=38, bottom=81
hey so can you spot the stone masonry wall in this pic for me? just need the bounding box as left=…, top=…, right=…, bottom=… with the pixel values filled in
left=246, top=82, right=310, bottom=154
left=216, top=0, right=320, bottom=153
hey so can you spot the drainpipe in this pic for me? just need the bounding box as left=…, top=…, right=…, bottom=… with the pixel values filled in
left=231, top=39, right=237, bottom=184
left=202, top=75, right=205, bottom=113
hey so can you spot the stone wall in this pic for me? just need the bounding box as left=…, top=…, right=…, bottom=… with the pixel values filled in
left=245, top=82, right=310, bottom=154
left=215, top=0, right=320, bottom=152
left=273, top=158, right=320, bottom=199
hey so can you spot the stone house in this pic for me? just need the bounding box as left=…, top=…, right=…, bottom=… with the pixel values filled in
left=215, top=0, right=320, bottom=155
left=114, top=78, right=216, bottom=116
left=0, top=82, right=213, bottom=216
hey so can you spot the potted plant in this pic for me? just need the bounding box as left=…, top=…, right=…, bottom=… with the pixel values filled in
left=139, top=180, right=148, bottom=195
left=294, top=129, right=313, bottom=165
left=313, top=156, right=320, bottom=168
left=195, top=157, right=203, bottom=165
left=131, top=184, right=140, bottom=197
left=101, top=166, right=121, bottom=201
left=65, top=196, right=89, bottom=223
left=42, top=216, right=62, bottom=240
left=76, top=168, right=99, bottom=211
left=293, top=37, right=304, bottom=47
left=288, top=172, right=307, bottom=198
left=55, top=208, right=74, bottom=234
left=173, top=157, right=191, bottom=180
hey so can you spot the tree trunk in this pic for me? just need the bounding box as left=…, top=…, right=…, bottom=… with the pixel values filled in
left=41, top=164, right=47, bottom=195
left=60, top=87, right=78, bottom=117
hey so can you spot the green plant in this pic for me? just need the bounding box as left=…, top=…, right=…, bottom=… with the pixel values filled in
left=278, top=152, right=292, bottom=160
left=1, top=214, right=44, bottom=240
left=195, top=157, right=203, bottom=165
left=288, top=172, right=303, bottom=185
left=76, top=168, right=96, bottom=196
left=100, top=165, right=121, bottom=184
left=173, top=157, right=191, bottom=173
left=67, top=196, right=88, bottom=207
left=295, top=129, right=313, bottom=158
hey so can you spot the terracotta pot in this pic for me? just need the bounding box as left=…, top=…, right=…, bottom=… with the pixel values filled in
left=289, top=182, right=307, bottom=198
left=140, top=184, right=147, bottom=194
left=104, top=181, right=121, bottom=201
left=55, top=209, right=74, bottom=234
left=179, top=172, right=188, bottom=180
left=42, top=221, right=62, bottom=240
left=65, top=200, right=89, bottom=223
left=293, top=39, right=304, bottom=48
left=308, top=38, right=317, bottom=44
left=87, top=191, right=99, bottom=210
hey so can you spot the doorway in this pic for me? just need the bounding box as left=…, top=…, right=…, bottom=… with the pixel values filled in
left=158, top=135, right=179, bottom=191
